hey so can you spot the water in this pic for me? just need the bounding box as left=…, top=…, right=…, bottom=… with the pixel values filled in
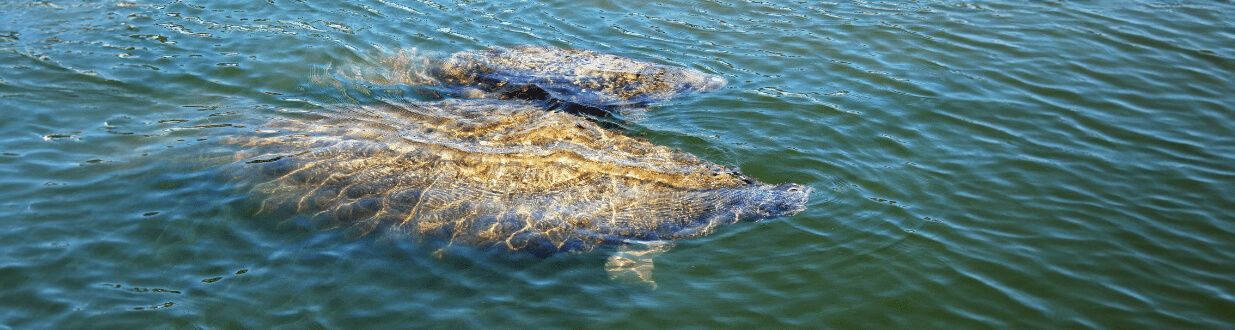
left=2, top=0, right=1233, bottom=328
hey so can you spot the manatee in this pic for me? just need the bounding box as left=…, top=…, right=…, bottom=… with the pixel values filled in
left=431, top=46, right=727, bottom=109
left=230, top=99, right=809, bottom=258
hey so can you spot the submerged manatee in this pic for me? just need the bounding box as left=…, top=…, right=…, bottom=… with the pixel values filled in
left=433, top=46, right=727, bottom=108
left=231, top=99, right=808, bottom=257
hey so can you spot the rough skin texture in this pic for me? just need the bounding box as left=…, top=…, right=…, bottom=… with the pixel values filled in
left=433, top=46, right=728, bottom=108
left=231, top=99, right=809, bottom=256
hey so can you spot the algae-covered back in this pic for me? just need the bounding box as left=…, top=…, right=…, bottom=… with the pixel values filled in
left=434, top=46, right=727, bottom=108
left=230, top=99, right=808, bottom=255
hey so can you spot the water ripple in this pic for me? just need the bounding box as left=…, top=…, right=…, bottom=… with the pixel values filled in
left=2, top=0, right=1235, bottom=328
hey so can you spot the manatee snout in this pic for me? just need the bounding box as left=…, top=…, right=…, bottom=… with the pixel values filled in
left=717, top=182, right=811, bottom=222
left=702, top=74, right=727, bottom=91
left=679, top=72, right=727, bottom=94
left=756, top=183, right=811, bottom=218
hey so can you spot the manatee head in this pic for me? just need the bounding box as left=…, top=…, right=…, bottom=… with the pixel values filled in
left=655, top=182, right=810, bottom=240
left=731, top=183, right=812, bottom=220
left=674, top=69, right=727, bottom=95
left=656, top=182, right=810, bottom=239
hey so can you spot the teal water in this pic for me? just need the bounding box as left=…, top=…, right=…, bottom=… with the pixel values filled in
left=2, top=0, right=1234, bottom=328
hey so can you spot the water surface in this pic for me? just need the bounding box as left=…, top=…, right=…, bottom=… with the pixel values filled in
left=2, top=1, right=1233, bottom=328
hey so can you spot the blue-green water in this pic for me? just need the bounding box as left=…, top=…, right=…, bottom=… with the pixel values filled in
left=2, top=1, right=1234, bottom=328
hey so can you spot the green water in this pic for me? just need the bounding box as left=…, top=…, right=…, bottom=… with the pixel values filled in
left=2, top=1, right=1233, bottom=328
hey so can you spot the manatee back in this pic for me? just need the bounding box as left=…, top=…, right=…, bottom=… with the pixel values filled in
left=435, top=46, right=726, bottom=108
left=229, top=100, right=803, bottom=255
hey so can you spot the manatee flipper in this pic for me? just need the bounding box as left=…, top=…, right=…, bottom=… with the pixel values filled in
left=605, top=240, right=674, bottom=289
